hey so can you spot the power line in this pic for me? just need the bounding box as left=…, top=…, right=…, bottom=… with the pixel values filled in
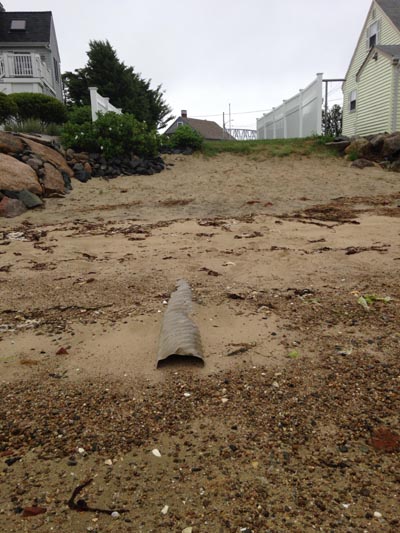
left=192, top=108, right=272, bottom=119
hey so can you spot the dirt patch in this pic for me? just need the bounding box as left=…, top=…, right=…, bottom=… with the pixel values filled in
left=0, top=153, right=399, bottom=532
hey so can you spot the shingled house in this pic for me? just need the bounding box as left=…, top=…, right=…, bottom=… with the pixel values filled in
left=0, top=5, right=62, bottom=101
left=342, top=0, right=400, bottom=136
left=165, top=110, right=235, bottom=141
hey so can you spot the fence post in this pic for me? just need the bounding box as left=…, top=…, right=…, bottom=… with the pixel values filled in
left=316, top=73, right=323, bottom=136
left=89, top=86, right=99, bottom=121
left=283, top=101, right=287, bottom=139
left=298, top=89, right=303, bottom=138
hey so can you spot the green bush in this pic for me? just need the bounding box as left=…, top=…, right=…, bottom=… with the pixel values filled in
left=0, top=92, right=18, bottom=124
left=170, top=125, right=203, bottom=151
left=61, top=112, right=159, bottom=159
left=66, top=105, right=92, bottom=125
left=8, top=92, right=67, bottom=125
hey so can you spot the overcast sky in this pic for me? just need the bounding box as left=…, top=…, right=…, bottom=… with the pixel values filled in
left=9, top=0, right=371, bottom=129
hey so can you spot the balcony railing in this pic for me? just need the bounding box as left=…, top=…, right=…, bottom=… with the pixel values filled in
left=0, top=53, right=54, bottom=92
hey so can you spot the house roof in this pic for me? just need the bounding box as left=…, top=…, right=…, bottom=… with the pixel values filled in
left=185, top=117, right=234, bottom=140
left=356, top=44, right=400, bottom=81
left=375, top=44, right=400, bottom=57
left=376, top=0, right=400, bottom=32
left=0, top=11, right=52, bottom=43
left=165, top=116, right=235, bottom=141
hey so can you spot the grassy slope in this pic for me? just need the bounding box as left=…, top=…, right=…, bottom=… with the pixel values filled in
left=202, top=136, right=338, bottom=158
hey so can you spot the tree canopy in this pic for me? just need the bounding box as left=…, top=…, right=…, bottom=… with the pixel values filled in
left=62, top=40, right=172, bottom=129
left=322, top=104, right=343, bottom=137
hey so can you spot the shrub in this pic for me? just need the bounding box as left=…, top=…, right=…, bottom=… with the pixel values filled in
left=3, top=117, right=64, bottom=136
left=170, top=125, right=203, bottom=151
left=61, top=112, right=159, bottom=159
left=0, top=92, right=18, bottom=123
left=8, top=92, right=67, bottom=125
left=66, top=105, right=92, bottom=125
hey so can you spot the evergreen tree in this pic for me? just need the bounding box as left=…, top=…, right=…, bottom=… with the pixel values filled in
left=62, top=40, right=172, bottom=129
left=322, top=104, right=343, bottom=137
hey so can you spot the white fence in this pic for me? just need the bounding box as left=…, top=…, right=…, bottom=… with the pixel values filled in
left=89, top=86, right=122, bottom=121
left=257, top=73, right=323, bottom=139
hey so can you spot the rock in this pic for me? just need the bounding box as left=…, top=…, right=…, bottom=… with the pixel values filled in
left=66, top=148, right=75, bottom=160
left=18, top=189, right=43, bottom=208
left=344, top=138, right=372, bottom=159
left=381, top=132, right=400, bottom=158
left=0, top=153, right=42, bottom=195
left=388, top=160, right=400, bottom=172
left=26, top=157, right=43, bottom=172
left=151, top=449, right=162, bottom=457
left=0, top=196, right=27, bottom=218
left=61, top=171, right=73, bottom=190
left=23, top=137, right=74, bottom=178
left=350, top=158, right=375, bottom=169
left=369, top=134, right=386, bottom=152
left=370, top=427, right=400, bottom=452
left=74, top=152, right=89, bottom=162
left=84, top=162, right=92, bottom=175
left=41, top=163, right=66, bottom=196
left=0, top=132, right=25, bottom=154
left=325, top=141, right=350, bottom=153
left=74, top=169, right=91, bottom=183
left=22, top=506, right=46, bottom=517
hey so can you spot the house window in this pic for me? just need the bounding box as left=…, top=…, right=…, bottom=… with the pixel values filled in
left=177, top=120, right=184, bottom=127
left=349, top=90, right=357, bottom=112
left=367, top=20, right=379, bottom=48
left=10, top=20, right=26, bottom=31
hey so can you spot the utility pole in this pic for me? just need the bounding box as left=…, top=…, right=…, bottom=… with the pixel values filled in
left=229, top=103, right=231, bottom=133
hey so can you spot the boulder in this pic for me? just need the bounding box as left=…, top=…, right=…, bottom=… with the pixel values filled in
left=41, top=163, right=66, bottom=196
left=350, top=158, right=376, bottom=169
left=369, top=134, right=386, bottom=152
left=325, top=141, right=350, bottom=153
left=26, top=157, right=43, bottom=172
left=381, top=132, right=400, bottom=159
left=0, top=153, right=42, bottom=195
left=344, top=138, right=372, bottom=159
left=0, top=196, right=27, bottom=218
left=0, top=132, right=25, bottom=154
left=23, top=137, right=74, bottom=178
left=18, top=189, right=43, bottom=208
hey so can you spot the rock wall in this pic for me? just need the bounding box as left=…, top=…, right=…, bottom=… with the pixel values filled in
left=328, top=132, right=400, bottom=171
left=0, top=132, right=166, bottom=218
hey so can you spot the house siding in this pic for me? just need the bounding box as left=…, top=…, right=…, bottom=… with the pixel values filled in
left=356, top=53, right=393, bottom=135
left=343, top=0, right=400, bottom=136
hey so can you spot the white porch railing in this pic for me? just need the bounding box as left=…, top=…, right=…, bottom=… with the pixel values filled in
left=89, top=86, right=122, bottom=121
left=0, top=53, right=53, bottom=90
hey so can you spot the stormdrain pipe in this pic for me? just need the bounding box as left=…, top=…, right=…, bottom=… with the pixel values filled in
left=156, top=279, right=204, bottom=367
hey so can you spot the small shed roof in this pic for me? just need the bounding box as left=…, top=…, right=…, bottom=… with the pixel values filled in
left=375, top=44, right=400, bottom=57
left=0, top=11, right=52, bottom=43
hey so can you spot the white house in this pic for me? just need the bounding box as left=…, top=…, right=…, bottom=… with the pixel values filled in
left=0, top=5, right=62, bottom=101
left=342, top=0, right=400, bottom=136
